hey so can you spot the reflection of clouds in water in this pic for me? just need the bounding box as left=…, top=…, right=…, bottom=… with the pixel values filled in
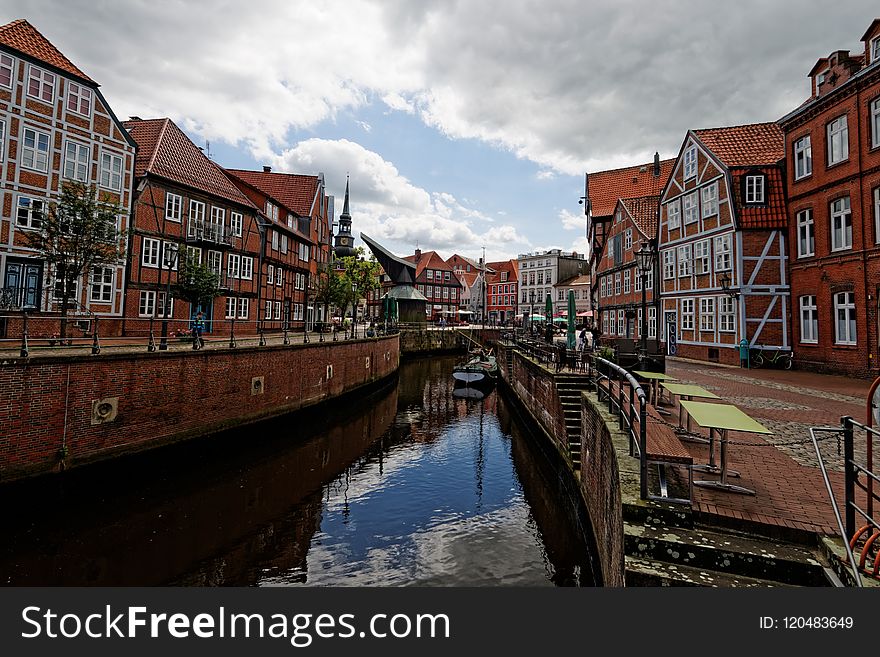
left=259, top=503, right=548, bottom=587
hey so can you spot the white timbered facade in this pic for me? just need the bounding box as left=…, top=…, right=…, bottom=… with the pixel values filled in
left=658, top=123, right=789, bottom=366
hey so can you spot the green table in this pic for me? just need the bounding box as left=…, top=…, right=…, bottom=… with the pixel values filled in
left=680, top=400, right=772, bottom=495
left=633, top=371, right=677, bottom=407
left=661, top=382, right=720, bottom=434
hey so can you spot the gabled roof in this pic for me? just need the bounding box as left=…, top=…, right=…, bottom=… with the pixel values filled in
left=0, top=19, right=93, bottom=83
left=404, top=250, right=457, bottom=278
left=692, top=122, right=784, bottom=167
left=446, top=253, right=487, bottom=272
left=225, top=169, right=319, bottom=217
left=861, top=18, right=880, bottom=42
left=619, top=195, right=660, bottom=240
left=486, top=259, right=519, bottom=279
left=455, top=270, right=480, bottom=288
left=124, top=118, right=256, bottom=209
left=730, top=167, right=788, bottom=230
left=588, top=158, right=674, bottom=219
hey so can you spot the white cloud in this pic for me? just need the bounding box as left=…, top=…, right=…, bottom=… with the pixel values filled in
left=559, top=208, right=584, bottom=231
left=356, top=120, right=372, bottom=133
left=536, top=170, right=556, bottom=180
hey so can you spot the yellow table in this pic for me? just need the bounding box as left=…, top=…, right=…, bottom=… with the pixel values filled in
left=661, top=382, right=720, bottom=434
left=680, top=401, right=772, bottom=495
left=633, top=370, right=677, bottom=407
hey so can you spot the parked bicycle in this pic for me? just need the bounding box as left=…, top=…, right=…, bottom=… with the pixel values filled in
left=749, top=345, right=793, bottom=369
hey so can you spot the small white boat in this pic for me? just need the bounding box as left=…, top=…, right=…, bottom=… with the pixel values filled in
left=452, top=352, right=498, bottom=385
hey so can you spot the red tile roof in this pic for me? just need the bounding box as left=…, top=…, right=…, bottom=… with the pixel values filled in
left=588, top=159, right=674, bottom=218
left=486, top=259, right=519, bottom=281
left=556, top=274, right=591, bottom=287
left=225, top=169, right=319, bottom=217
left=620, top=195, right=660, bottom=239
left=731, top=167, right=788, bottom=230
left=124, top=118, right=256, bottom=209
left=692, top=122, right=784, bottom=167
left=0, top=19, right=93, bottom=83
left=455, top=270, right=479, bottom=288
left=404, top=250, right=457, bottom=278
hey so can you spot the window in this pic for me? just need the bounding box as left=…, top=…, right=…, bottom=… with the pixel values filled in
left=827, top=116, right=849, bottom=165
left=701, top=183, right=718, bottom=218
left=227, top=297, right=237, bottom=319
left=816, top=70, right=827, bottom=87
left=241, top=256, right=253, bottom=280
left=681, top=299, right=694, bottom=330
left=834, top=291, right=856, bottom=345
left=187, top=246, right=201, bottom=265
left=617, top=309, right=625, bottom=336
left=271, top=231, right=279, bottom=251
left=501, top=271, right=508, bottom=282
left=600, top=277, right=606, bottom=298
left=648, top=307, right=657, bottom=339
left=162, top=242, right=179, bottom=270
left=794, top=135, right=812, bottom=179
left=66, top=81, right=92, bottom=116
left=677, top=244, right=692, bottom=277
left=684, top=145, right=697, bottom=179
left=635, top=268, right=642, bottom=292
left=0, top=53, right=13, bottom=88
left=426, top=285, right=433, bottom=298
left=207, top=251, right=222, bottom=277
left=873, top=37, right=880, bottom=63
left=89, top=266, right=113, bottom=303
left=443, top=288, right=449, bottom=299
left=22, top=127, right=50, bottom=172
left=797, top=209, right=814, bottom=257
left=230, top=212, right=243, bottom=237
left=557, top=289, right=565, bottom=301
left=139, top=291, right=156, bottom=317
left=645, top=268, right=653, bottom=290
left=63, top=141, right=90, bottom=182
left=615, top=209, right=622, bottom=224
left=264, top=301, right=273, bottom=320
left=694, top=239, right=710, bottom=275
left=537, top=271, right=544, bottom=285
left=624, top=269, right=631, bottom=294
left=699, top=297, right=715, bottom=331
left=100, top=152, right=123, bottom=190
left=427, top=270, right=433, bottom=280
left=714, top=234, right=731, bottom=271
left=265, top=201, right=278, bottom=221
left=267, top=265, right=274, bottom=284
left=157, top=292, right=173, bottom=318
left=745, top=175, right=765, bottom=204
left=719, top=297, right=735, bottom=332
left=0, top=119, right=5, bottom=163
left=872, top=98, right=880, bottom=149
left=142, top=238, right=161, bottom=267
left=830, top=197, right=852, bottom=251
left=875, top=188, right=880, bottom=244
left=445, top=271, right=450, bottom=281
left=614, top=272, right=621, bottom=295
left=280, top=235, right=287, bottom=254
left=16, top=196, right=46, bottom=230
left=667, top=200, right=681, bottom=230
left=238, top=298, right=249, bottom=320
left=274, top=301, right=281, bottom=320
left=624, top=228, right=633, bottom=250
left=209, top=207, right=225, bottom=241
left=189, top=200, right=206, bottom=239
left=683, top=193, right=698, bottom=224
left=165, top=192, right=182, bottom=222
left=663, top=250, right=675, bottom=280
left=27, top=65, right=55, bottom=102
left=227, top=254, right=240, bottom=279
left=799, top=296, right=818, bottom=344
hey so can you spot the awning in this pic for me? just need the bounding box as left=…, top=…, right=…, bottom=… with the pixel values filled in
left=576, top=311, right=594, bottom=317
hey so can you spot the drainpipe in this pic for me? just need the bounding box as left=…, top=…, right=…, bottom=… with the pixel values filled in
left=856, top=88, right=872, bottom=373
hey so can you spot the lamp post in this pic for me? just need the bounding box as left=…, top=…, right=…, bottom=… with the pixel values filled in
left=635, top=240, right=655, bottom=366
left=159, top=244, right=180, bottom=351
left=719, top=272, right=740, bottom=299
left=529, top=290, right=535, bottom=335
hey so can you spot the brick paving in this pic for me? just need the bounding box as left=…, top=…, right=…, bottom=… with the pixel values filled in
left=663, top=358, right=875, bottom=537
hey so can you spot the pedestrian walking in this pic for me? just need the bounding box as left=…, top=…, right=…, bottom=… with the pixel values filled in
left=192, top=311, right=206, bottom=349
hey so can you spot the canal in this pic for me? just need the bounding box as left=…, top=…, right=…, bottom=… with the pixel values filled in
left=0, top=355, right=597, bottom=586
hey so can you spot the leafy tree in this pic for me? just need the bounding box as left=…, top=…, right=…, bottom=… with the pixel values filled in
left=337, top=248, right=381, bottom=335
left=312, top=260, right=347, bottom=327
left=172, top=251, right=221, bottom=307
left=21, top=181, right=124, bottom=338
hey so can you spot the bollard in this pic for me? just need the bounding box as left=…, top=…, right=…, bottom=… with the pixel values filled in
left=20, top=311, right=29, bottom=358
left=91, top=317, right=101, bottom=355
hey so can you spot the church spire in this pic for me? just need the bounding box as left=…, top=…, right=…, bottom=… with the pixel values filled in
left=333, top=174, right=356, bottom=258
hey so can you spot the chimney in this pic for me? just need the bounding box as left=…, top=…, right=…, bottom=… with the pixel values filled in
left=653, top=152, right=660, bottom=177
left=263, top=166, right=272, bottom=173
left=414, top=248, right=422, bottom=260
left=129, top=116, right=142, bottom=121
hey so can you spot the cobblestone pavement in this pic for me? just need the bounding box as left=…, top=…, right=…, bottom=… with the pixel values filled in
left=664, top=358, right=876, bottom=537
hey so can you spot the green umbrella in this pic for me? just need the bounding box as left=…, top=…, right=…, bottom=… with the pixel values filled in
left=567, top=290, right=576, bottom=350
left=545, top=293, right=553, bottom=319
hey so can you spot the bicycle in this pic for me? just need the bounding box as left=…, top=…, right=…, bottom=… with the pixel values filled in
left=749, top=345, right=792, bottom=370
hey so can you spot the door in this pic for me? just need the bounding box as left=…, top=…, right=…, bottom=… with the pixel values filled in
left=665, top=311, right=677, bottom=356
left=3, top=260, right=42, bottom=309
left=191, top=301, right=213, bottom=333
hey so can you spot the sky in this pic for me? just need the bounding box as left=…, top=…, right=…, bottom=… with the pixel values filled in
left=4, top=1, right=878, bottom=262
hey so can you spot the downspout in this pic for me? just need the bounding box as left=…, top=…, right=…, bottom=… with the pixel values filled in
left=856, top=86, right=872, bottom=372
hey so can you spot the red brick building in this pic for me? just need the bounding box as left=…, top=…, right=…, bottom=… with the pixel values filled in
left=405, top=249, right=462, bottom=321
left=486, top=259, right=518, bottom=324
left=0, top=19, right=135, bottom=334
left=658, top=123, right=789, bottom=366
left=778, top=18, right=880, bottom=376
left=124, top=118, right=262, bottom=338
left=226, top=167, right=331, bottom=330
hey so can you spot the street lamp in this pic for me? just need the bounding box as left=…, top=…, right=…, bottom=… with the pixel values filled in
left=719, top=272, right=740, bottom=299
left=635, top=240, right=655, bottom=365
left=159, top=243, right=180, bottom=351
left=529, top=290, right=535, bottom=335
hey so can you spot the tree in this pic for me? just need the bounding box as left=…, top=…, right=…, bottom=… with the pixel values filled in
left=337, top=248, right=381, bottom=335
left=22, top=181, right=124, bottom=338
left=312, top=260, right=347, bottom=328
left=173, top=252, right=221, bottom=307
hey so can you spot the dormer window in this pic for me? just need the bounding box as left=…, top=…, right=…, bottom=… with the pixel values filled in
left=872, top=37, right=880, bottom=63
left=683, top=145, right=697, bottom=179
left=744, top=174, right=766, bottom=205
left=816, top=69, right=828, bottom=88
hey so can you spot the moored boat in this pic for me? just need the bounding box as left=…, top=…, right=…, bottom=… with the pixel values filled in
left=452, top=351, right=498, bottom=385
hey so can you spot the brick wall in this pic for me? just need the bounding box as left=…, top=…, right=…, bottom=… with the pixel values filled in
left=0, top=335, right=399, bottom=481
left=509, top=351, right=568, bottom=453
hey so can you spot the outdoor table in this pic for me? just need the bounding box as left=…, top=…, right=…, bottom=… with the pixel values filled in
left=632, top=371, right=677, bottom=407
left=680, top=400, right=772, bottom=496
left=661, top=382, right=720, bottom=434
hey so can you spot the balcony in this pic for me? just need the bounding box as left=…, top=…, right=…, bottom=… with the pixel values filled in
left=186, top=220, right=233, bottom=246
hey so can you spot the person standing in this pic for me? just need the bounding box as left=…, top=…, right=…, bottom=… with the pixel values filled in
left=192, top=311, right=206, bottom=349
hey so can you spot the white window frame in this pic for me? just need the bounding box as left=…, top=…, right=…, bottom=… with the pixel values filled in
left=267, top=264, right=274, bottom=285
left=66, top=81, right=92, bottom=117
left=161, top=241, right=179, bottom=271
left=241, top=256, right=253, bottom=280
left=719, top=297, right=736, bottom=333
left=681, top=299, right=694, bottom=330
left=875, top=188, right=880, bottom=245
left=694, top=239, right=710, bottom=275
left=872, top=98, right=880, bottom=150
left=142, top=237, right=161, bottom=268
left=663, top=250, right=675, bottom=280
left=264, top=300, right=272, bottom=320
left=624, top=228, right=633, bottom=250
left=827, top=115, right=849, bottom=165
left=699, top=297, right=715, bottom=332
left=238, top=298, right=249, bottom=320
left=0, top=53, right=13, bottom=89
left=648, top=307, right=657, bottom=339
left=701, top=183, right=718, bottom=218
left=645, top=268, right=653, bottom=291
left=27, top=64, right=55, bottom=103
left=165, top=192, right=183, bottom=223
left=796, top=209, right=815, bottom=257
left=745, top=175, right=765, bottom=204
left=276, top=267, right=283, bottom=286
left=271, top=231, right=279, bottom=251
left=0, top=119, right=5, bottom=163
left=139, top=291, right=156, bottom=318
left=207, top=250, right=222, bottom=278
left=600, top=277, right=606, bottom=298
left=227, top=253, right=241, bottom=279
left=794, top=135, right=812, bottom=179
left=230, top=212, right=243, bottom=238
left=684, top=145, right=697, bottom=179
left=100, top=151, right=123, bottom=190
left=89, top=266, right=114, bottom=303
left=63, top=140, right=90, bottom=182
left=15, top=195, right=46, bottom=230
left=226, top=297, right=237, bottom=319
left=834, top=291, right=856, bottom=345
left=667, top=200, right=681, bottom=230
left=799, top=295, right=818, bottom=344
left=623, top=269, right=631, bottom=294
left=617, top=309, right=624, bottom=336
left=873, top=37, right=880, bottom=63
left=274, top=300, right=281, bottom=320
left=714, top=234, right=732, bottom=272
left=634, top=268, right=642, bottom=292
left=677, top=244, right=692, bottom=277
left=830, top=196, right=852, bottom=252
left=22, top=126, right=50, bottom=172
left=683, top=192, right=699, bottom=224
left=614, top=272, right=621, bottom=295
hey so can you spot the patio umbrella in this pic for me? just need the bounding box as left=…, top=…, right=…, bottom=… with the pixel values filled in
left=552, top=317, right=568, bottom=323
left=567, top=290, right=576, bottom=350
left=545, top=293, right=553, bottom=320
left=528, top=314, right=545, bottom=321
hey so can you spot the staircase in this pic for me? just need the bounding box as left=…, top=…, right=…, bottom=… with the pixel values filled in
left=554, top=374, right=593, bottom=469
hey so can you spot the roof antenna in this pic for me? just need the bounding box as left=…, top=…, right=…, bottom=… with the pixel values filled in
left=204, top=140, right=212, bottom=159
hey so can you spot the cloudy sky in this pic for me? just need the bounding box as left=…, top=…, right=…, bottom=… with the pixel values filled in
left=5, top=1, right=877, bottom=261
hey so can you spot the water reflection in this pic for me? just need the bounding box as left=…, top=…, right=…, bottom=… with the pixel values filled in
left=0, top=356, right=595, bottom=586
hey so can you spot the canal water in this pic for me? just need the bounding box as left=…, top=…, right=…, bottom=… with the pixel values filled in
left=0, top=355, right=597, bottom=586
